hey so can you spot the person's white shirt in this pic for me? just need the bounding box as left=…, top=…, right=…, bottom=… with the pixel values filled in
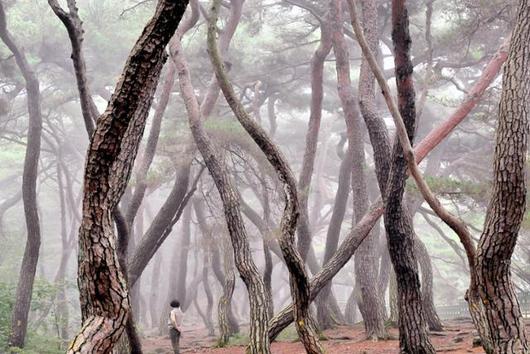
left=168, top=307, right=184, bottom=332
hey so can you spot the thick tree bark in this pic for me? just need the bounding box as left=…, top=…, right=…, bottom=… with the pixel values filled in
left=67, top=2, right=188, bottom=352
left=380, top=2, right=435, bottom=352
left=0, top=3, right=43, bottom=349
left=469, top=1, right=530, bottom=352
left=207, top=0, right=323, bottom=352
left=174, top=26, right=270, bottom=354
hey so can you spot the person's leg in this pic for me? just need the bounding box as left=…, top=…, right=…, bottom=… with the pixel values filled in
left=169, top=328, right=178, bottom=354
left=176, top=330, right=181, bottom=354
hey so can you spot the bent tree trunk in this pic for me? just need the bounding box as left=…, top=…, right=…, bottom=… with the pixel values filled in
left=174, top=30, right=271, bottom=354
left=0, top=3, right=43, bottom=348
left=469, top=1, right=530, bottom=352
left=68, top=1, right=188, bottom=352
left=207, top=0, right=323, bottom=352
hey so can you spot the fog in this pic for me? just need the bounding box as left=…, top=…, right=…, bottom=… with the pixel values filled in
left=0, top=0, right=528, bottom=353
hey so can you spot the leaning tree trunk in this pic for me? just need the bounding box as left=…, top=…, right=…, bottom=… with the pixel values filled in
left=67, top=1, right=188, bottom=352
left=173, top=28, right=271, bottom=354
left=468, top=1, right=530, bottom=352
left=268, top=6, right=509, bottom=334
left=207, top=0, right=323, bottom=352
left=0, top=4, right=43, bottom=349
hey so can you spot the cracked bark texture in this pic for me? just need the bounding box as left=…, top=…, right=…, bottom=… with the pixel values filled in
left=383, top=1, right=435, bottom=352
left=469, top=1, right=530, bottom=352
left=0, top=3, right=43, bottom=348
left=67, top=1, right=188, bottom=352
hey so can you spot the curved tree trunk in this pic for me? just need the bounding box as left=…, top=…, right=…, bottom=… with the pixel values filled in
left=207, top=0, right=323, bottom=352
left=67, top=2, right=188, bottom=352
left=174, top=26, right=271, bottom=354
left=469, top=2, right=530, bottom=352
left=0, top=4, right=43, bottom=348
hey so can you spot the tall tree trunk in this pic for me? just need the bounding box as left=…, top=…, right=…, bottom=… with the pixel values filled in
left=67, top=2, right=188, bottom=352
left=316, top=138, right=353, bottom=329
left=469, top=1, right=530, bottom=352
left=207, top=0, right=323, bottom=352
left=329, top=0, right=386, bottom=339
left=297, top=19, right=332, bottom=263
left=174, top=27, right=270, bottom=354
left=0, top=4, right=43, bottom=348
left=382, top=2, right=435, bottom=352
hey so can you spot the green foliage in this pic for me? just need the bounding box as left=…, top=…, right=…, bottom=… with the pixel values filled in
left=406, top=175, right=489, bottom=203
left=0, top=279, right=62, bottom=353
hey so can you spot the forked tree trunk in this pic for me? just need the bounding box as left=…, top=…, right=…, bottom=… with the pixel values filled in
left=67, top=2, right=188, bottom=352
left=173, top=29, right=271, bottom=354
left=0, top=4, right=43, bottom=348
left=468, top=1, right=530, bottom=352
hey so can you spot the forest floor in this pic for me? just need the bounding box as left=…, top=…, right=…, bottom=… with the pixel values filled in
left=142, top=318, right=486, bottom=353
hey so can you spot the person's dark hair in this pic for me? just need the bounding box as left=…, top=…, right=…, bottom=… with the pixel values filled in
left=170, top=300, right=180, bottom=308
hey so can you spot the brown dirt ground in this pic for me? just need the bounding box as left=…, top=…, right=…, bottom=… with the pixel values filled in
left=142, top=319, right=487, bottom=354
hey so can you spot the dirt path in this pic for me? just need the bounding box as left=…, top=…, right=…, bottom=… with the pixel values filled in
left=142, top=319, right=485, bottom=353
